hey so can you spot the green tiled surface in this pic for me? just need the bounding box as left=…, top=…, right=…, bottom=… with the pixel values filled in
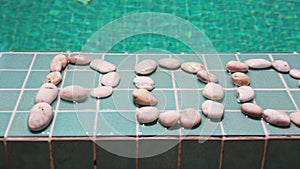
left=104, top=54, right=136, bottom=70
left=0, top=90, right=20, bottom=110
left=0, top=112, right=12, bottom=136
left=247, top=70, right=284, bottom=88
left=0, top=54, right=34, bottom=69
left=290, top=91, right=300, bottom=109
left=174, top=71, right=205, bottom=88
left=272, top=54, right=300, bottom=69
left=204, top=54, right=236, bottom=70
left=99, top=90, right=135, bottom=110
left=59, top=96, right=96, bottom=110
left=0, top=71, right=28, bottom=88
left=32, top=54, right=65, bottom=70
left=25, top=71, right=54, bottom=88
left=63, top=70, right=99, bottom=88
left=181, top=116, right=222, bottom=136
left=139, top=121, right=180, bottom=136
left=255, top=90, right=295, bottom=110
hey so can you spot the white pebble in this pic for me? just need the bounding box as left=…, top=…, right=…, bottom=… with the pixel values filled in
left=236, top=86, right=255, bottom=103
left=133, top=76, right=155, bottom=90
left=240, top=103, right=263, bottom=117
left=202, top=83, right=224, bottom=101
left=60, top=85, right=88, bottom=102
left=180, top=108, right=201, bottom=128
left=136, top=106, right=160, bottom=123
left=201, top=100, right=224, bottom=119
left=135, top=59, right=157, bottom=75
left=35, top=83, right=58, bottom=104
left=263, top=109, right=290, bottom=127
left=181, top=62, right=205, bottom=74
left=50, top=54, right=68, bottom=72
left=289, top=69, right=300, bottom=79
left=101, top=72, right=120, bottom=87
left=272, top=60, right=291, bottom=73
left=158, top=58, right=181, bottom=70
left=197, top=70, right=218, bottom=83
left=44, top=71, right=62, bottom=85
left=244, top=58, right=272, bottom=69
left=159, top=110, right=180, bottom=127
left=28, top=102, right=53, bottom=131
left=68, top=55, right=92, bottom=65
left=90, top=86, right=113, bottom=98
left=132, top=89, right=157, bottom=106
left=90, top=59, right=116, bottom=73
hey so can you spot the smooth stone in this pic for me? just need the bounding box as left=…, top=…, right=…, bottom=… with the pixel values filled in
left=201, top=100, right=224, bottom=119
left=231, top=72, right=250, bottom=86
left=289, top=69, right=300, bottom=79
left=236, top=86, right=255, bottom=103
left=263, top=109, right=290, bottom=127
left=90, top=59, right=116, bottom=73
left=50, top=54, right=68, bottom=72
left=290, top=111, right=300, bottom=126
left=68, top=55, right=91, bottom=65
left=44, top=71, right=62, bottom=85
left=181, top=62, right=205, bottom=74
left=132, top=89, right=157, bottom=106
left=60, top=85, right=88, bottom=102
left=90, top=86, right=113, bottom=98
left=35, top=83, right=58, bottom=104
left=298, top=80, right=300, bottom=87
left=159, top=110, right=180, bottom=127
left=158, top=58, right=181, bottom=70
left=226, top=61, right=249, bottom=72
left=180, top=108, right=201, bottom=128
left=136, top=106, right=159, bottom=123
left=101, top=72, right=120, bottom=87
left=202, top=83, right=224, bottom=101
left=272, top=60, right=291, bottom=73
left=133, top=76, right=155, bottom=90
left=28, top=102, right=53, bottom=131
left=134, top=59, right=157, bottom=75
left=244, top=58, right=272, bottom=69
left=240, top=103, right=263, bottom=117
left=197, top=70, right=218, bottom=83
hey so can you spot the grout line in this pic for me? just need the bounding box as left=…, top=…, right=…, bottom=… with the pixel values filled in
left=218, top=136, right=225, bottom=169
left=93, top=141, right=97, bottom=169
left=235, top=53, right=240, bottom=61
left=48, top=141, right=54, bottom=169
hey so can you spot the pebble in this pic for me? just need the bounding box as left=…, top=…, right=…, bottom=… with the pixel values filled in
left=28, top=102, right=53, bottom=131
left=202, top=83, right=224, bottom=101
left=68, top=55, right=91, bottom=65
left=181, top=62, right=205, bottom=74
left=134, top=59, right=157, bottom=75
left=197, top=70, right=218, bottom=83
left=44, top=71, right=62, bottom=85
left=289, top=69, right=300, bottom=79
left=244, top=58, right=272, bottom=69
left=35, top=83, right=58, bottom=104
left=159, top=110, right=180, bottom=127
left=132, top=89, right=158, bottom=106
left=236, top=86, right=255, bottom=103
left=60, top=85, right=88, bottom=102
left=90, top=86, right=113, bottom=98
left=90, top=59, right=116, bottom=73
left=272, top=60, right=291, bottom=73
left=158, top=58, right=181, bottom=70
left=240, top=103, right=263, bottom=117
left=298, top=80, right=300, bottom=87
left=101, top=72, right=120, bottom=87
left=180, top=108, right=201, bottom=128
left=201, top=100, right=224, bottom=119
left=133, top=76, right=155, bottom=90
left=263, top=109, right=290, bottom=127
left=50, top=54, right=68, bottom=72
left=231, top=72, right=250, bottom=86
left=226, top=61, right=249, bottom=72
left=290, top=111, right=300, bottom=126
left=136, top=106, right=160, bottom=123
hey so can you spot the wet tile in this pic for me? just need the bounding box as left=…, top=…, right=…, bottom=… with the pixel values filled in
left=8, top=112, right=50, bottom=137
left=290, top=91, right=300, bottom=109
left=265, top=139, right=300, bottom=169
left=0, top=90, right=20, bottom=110
left=0, top=71, right=27, bottom=88
left=181, top=140, right=221, bottom=169
left=96, top=140, right=136, bottom=169
left=138, top=54, right=167, bottom=62
left=255, top=90, right=295, bottom=110
left=52, top=140, right=93, bottom=169
left=0, top=112, right=12, bottom=136
left=210, top=70, right=234, bottom=88
left=0, top=54, right=34, bottom=69
left=7, top=141, right=50, bottom=169
left=152, top=90, right=176, bottom=110
left=173, top=54, right=203, bottom=63
left=222, top=140, right=264, bottom=169
left=97, top=112, right=136, bottom=136
left=222, top=112, right=264, bottom=135
left=281, top=73, right=299, bottom=88
left=221, top=90, right=242, bottom=110
left=116, top=71, right=136, bottom=89
left=25, top=71, right=51, bottom=88
left=139, top=120, right=180, bottom=136
left=53, top=112, right=95, bottom=136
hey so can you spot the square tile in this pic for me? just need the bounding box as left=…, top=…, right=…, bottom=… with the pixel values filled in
left=173, top=54, right=204, bottom=63
left=265, top=139, right=300, bottom=169
left=204, top=54, right=236, bottom=70
left=63, top=70, right=99, bottom=88
left=247, top=70, right=284, bottom=88
left=0, top=90, right=20, bottom=110
left=59, top=95, right=96, bottom=110
left=53, top=112, right=95, bottom=136
left=0, top=54, right=34, bottom=69
left=105, top=54, right=137, bottom=70
left=174, top=71, right=205, bottom=88
left=138, top=54, right=167, bottom=62
left=148, top=71, right=173, bottom=88
left=177, top=90, right=204, bottom=110
left=281, top=73, right=299, bottom=88
left=222, top=112, right=264, bottom=135
left=255, top=90, right=295, bottom=110
left=96, top=140, right=136, bottom=169
left=139, top=140, right=178, bottom=169
left=221, top=90, right=243, bottom=110
left=222, top=140, right=264, bottom=169
left=97, top=112, right=136, bottom=136
left=0, top=142, right=8, bottom=169
left=32, top=54, right=65, bottom=70
left=181, top=115, right=223, bottom=136
left=210, top=70, right=234, bottom=88
left=264, top=112, right=300, bottom=135
left=0, top=71, right=27, bottom=88
left=7, top=141, right=50, bottom=169
left=8, top=112, right=51, bottom=136
left=52, top=140, right=93, bottom=169
left=290, top=91, right=300, bottom=109
left=116, top=71, right=136, bottom=89
left=99, top=90, right=135, bottom=110
left=181, top=140, right=221, bottom=169
left=0, top=112, right=12, bottom=136
left=272, top=54, right=300, bottom=69
left=152, top=90, right=176, bottom=110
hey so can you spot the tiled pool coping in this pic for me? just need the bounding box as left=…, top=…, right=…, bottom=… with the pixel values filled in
left=0, top=52, right=300, bottom=169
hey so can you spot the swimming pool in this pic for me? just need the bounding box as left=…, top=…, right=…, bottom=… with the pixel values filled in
left=0, top=0, right=299, bottom=52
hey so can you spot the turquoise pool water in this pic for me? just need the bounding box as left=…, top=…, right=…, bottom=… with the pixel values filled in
left=0, top=0, right=299, bottom=52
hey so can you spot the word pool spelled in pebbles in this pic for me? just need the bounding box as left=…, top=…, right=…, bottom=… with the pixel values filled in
left=28, top=102, right=53, bottom=132
left=158, top=58, right=181, bottom=70
left=136, top=106, right=160, bottom=124
left=35, top=83, right=58, bottom=104
left=133, top=76, right=155, bottom=90
left=159, top=110, right=180, bottom=127
left=68, top=55, right=91, bottom=65
left=181, top=62, right=205, bottom=74
left=60, top=85, right=88, bottom=102
left=135, top=59, right=157, bottom=75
